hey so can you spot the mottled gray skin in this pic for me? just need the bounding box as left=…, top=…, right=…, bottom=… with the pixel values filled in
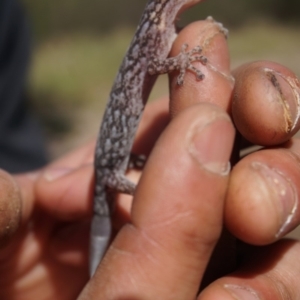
left=90, top=0, right=205, bottom=276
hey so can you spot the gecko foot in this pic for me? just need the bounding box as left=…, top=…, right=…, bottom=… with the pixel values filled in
left=148, top=43, right=207, bottom=85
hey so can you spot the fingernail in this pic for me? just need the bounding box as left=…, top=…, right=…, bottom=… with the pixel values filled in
left=264, top=68, right=300, bottom=132
left=189, top=114, right=234, bottom=175
left=252, top=162, right=298, bottom=237
left=43, top=168, right=74, bottom=181
left=224, top=284, right=260, bottom=300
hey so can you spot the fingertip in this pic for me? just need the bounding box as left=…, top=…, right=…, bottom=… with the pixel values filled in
left=0, top=170, right=22, bottom=247
left=226, top=149, right=300, bottom=244
left=232, top=61, right=300, bottom=146
left=169, top=19, right=233, bottom=116
left=226, top=158, right=278, bottom=244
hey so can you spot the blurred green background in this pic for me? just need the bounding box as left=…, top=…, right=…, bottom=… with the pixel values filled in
left=21, top=0, right=300, bottom=157
left=22, top=0, right=300, bottom=38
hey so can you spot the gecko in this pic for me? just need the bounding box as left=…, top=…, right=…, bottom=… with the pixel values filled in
left=90, top=0, right=224, bottom=276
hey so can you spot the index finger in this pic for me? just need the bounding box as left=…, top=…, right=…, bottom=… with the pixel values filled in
left=169, top=19, right=234, bottom=116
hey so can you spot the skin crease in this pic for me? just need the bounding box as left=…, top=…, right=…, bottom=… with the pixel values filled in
left=0, top=20, right=300, bottom=299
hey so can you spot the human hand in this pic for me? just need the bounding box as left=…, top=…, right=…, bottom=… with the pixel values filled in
left=0, top=102, right=233, bottom=300
left=1, top=19, right=300, bottom=300
left=0, top=143, right=94, bottom=299
left=78, top=20, right=300, bottom=299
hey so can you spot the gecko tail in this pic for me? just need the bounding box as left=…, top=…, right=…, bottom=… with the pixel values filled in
left=89, top=214, right=111, bottom=277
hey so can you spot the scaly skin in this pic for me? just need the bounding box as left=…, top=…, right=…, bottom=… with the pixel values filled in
left=90, top=0, right=206, bottom=276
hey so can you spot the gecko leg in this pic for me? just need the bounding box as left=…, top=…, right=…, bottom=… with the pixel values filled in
left=106, top=172, right=136, bottom=195
left=148, top=43, right=208, bottom=85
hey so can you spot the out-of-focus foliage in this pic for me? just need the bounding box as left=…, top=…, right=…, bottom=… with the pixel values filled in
left=22, top=0, right=300, bottom=41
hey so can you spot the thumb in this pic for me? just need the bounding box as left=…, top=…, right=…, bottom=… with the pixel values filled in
left=79, top=103, right=235, bottom=299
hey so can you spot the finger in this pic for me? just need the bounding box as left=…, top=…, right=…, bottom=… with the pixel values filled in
left=0, top=170, right=22, bottom=248
left=198, top=239, right=300, bottom=300
left=33, top=165, right=93, bottom=269
left=0, top=172, right=36, bottom=278
left=49, top=220, right=90, bottom=267
left=169, top=19, right=234, bottom=116
left=35, top=164, right=94, bottom=220
left=45, top=140, right=95, bottom=169
left=225, top=138, right=300, bottom=245
left=232, top=61, right=300, bottom=146
left=79, top=104, right=235, bottom=299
